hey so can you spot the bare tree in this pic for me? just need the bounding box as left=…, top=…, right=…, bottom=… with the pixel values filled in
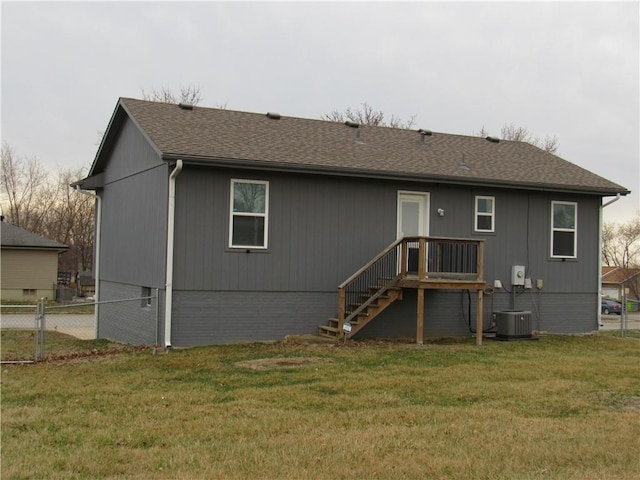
left=47, top=169, right=95, bottom=272
left=500, top=124, right=531, bottom=142
left=473, top=125, right=490, bottom=138
left=539, top=135, right=560, bottom=155
left=141, top=85, right=203, bottom=105
left=500, top=123, right=559, bottom=154
left=603, top=218, right=640, bottom=301
left=475, top=123, right=559, bottom=154
left=322, top=102, right=416, bottom=129
left=1, top=142, right=58, bottom=233
left=1, top=143, right=95, bottom=273
left=602, top=218, right=640, bottom=269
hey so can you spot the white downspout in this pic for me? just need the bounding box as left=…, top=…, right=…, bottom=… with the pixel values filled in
left=75, top=187, right=101, bottom=338
left=598, top=194, right=621, bottom=329
left=164, top=160, right=183, bottom=348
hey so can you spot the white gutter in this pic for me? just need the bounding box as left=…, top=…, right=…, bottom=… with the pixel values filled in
left=598, top=194, right=621, bottom=328
left=75, top=187, right=102, bottom=338
left=164, top=160, right=183, bottom=348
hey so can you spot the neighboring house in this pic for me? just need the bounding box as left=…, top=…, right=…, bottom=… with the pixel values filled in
left=602, top=266, right=640, bottom=309
left=0, top=221, right=69, bottom=302
left=74, top=98, right=630, bottom=347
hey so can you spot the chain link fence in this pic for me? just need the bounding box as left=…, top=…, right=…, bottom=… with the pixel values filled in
left=1, top=292, right=157, bottom=363
left=0, top=302, right=45, bottom=363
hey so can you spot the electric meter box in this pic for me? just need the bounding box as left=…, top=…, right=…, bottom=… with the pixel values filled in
left=511, top=265, right=526, bottom=286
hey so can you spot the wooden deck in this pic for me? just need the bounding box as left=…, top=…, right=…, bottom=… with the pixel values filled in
left=319, top=236, right=487, bottom=345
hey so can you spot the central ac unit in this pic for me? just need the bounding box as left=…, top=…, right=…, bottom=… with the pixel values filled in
left=494, top=310, right=536, bottom=340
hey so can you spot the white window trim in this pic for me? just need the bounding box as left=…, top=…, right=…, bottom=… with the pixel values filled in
left=474, top=195, right=495, bottom=233
left=229, top=179, right=269, bottom=249
left=550, top=200, right=577, bottom=259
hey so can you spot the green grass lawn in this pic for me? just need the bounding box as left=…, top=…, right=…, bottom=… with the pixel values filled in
left=2, top=333, right=639, bottom=479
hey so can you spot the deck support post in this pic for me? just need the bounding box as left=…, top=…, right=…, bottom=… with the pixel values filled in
left=416, top=238, right=427, bottom=345
left=476, top=288, right=484, bottom=346
left=417, top=288, right=425, bottom=345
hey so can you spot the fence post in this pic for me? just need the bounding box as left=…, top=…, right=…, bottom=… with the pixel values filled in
left=40, top=297, right=46, bottom=360
left=33, top=302, right=40, bottom=362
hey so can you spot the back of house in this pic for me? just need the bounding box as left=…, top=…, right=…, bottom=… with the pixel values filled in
left=74, top=98, right=629, bottom=347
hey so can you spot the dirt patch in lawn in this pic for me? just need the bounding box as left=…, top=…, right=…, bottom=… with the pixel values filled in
left=235, top=356, right=332, bottom=371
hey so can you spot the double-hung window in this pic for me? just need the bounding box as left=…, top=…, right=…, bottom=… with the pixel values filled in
left=229, top=179, right=269, bottom=249
left=551, top=201, right=577, bottom=258
left=474, top=196, right=495, bottom=233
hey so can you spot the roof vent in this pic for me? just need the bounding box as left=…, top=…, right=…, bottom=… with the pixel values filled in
left=344, top=121, right=360, bottom=128
left=418, top=129, right=433, bottom=144
left=266, top=112, right=281, bottom=120
left=178, top=103, right=194, bottom=110
left=485, top=136, right=500, bottom=143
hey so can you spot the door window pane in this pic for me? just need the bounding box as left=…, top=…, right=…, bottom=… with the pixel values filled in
left=401, top=201, right=420, bottom=236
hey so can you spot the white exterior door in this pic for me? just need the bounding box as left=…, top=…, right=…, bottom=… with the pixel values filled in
left=397, top=192, right=430, bottom=274
left=397, top=192, right=429, bottom=238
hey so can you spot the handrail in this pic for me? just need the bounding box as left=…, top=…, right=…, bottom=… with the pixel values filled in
left=338, top=238, right=403, bottom=289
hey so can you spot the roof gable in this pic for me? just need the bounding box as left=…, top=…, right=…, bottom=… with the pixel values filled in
left=87, top=97, right=629, bottom=196
left=0, top=222, right=68, bottom=250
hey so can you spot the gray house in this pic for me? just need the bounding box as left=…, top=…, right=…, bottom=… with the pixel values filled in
left=74, top=98, right=629, bottom=347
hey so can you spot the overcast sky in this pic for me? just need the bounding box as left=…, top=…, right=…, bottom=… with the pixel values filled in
left=2, top=1, right=638, bottom=223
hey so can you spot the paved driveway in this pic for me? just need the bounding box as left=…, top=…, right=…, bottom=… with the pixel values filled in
left=1, top=314, right=96, bottom=340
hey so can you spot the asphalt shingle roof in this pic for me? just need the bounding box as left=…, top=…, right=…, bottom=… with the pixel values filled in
left=602, top=266, right=640, bottom=283
left=0, top=222, right=68, bottom=250
left=92, top=97, right=629, bottom=195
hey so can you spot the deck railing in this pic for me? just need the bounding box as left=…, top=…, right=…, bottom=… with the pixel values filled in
left=337, top=236, right=484, bottom=332
left=401, top=236, right=484, bottom=281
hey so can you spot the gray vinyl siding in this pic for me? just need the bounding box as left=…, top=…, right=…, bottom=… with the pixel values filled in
left=98, top=117, right=168, bottom=288
left=173, top=168, right=398, bottom=292
left=171, top=291, right=335, bottom=346
left=97, top=153, right=602, bottom=346
left=429, top=188, right=601, bottom=293
left=166, top=166, right=602, bottom=345
left=97, top=281, right=164, bottom=345
left=103, top=117, right=162, bottom=184
left=356, top=290, right=598, bottom=339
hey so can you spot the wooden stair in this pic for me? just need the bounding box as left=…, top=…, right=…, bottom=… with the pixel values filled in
left=317, top=236, right=486, bottom=344
left=319, top=286, right=403, bottom=339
